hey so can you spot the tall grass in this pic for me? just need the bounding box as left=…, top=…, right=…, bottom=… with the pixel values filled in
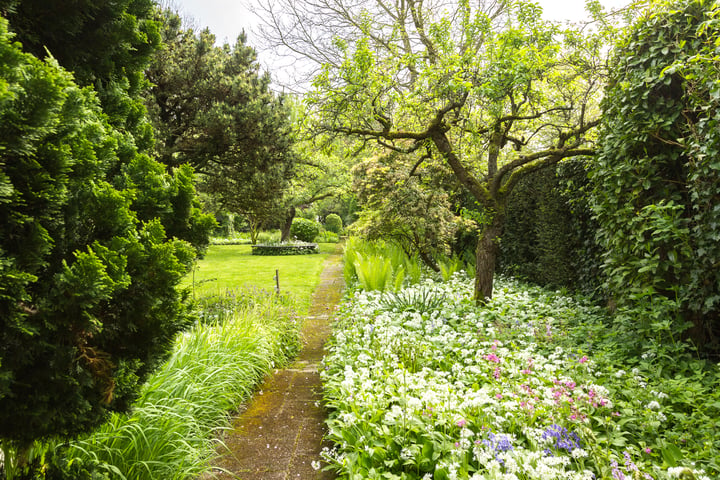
left=56, top=291, right=299, bottom=480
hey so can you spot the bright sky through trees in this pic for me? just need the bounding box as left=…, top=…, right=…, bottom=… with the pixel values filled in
left=172, top=0, right=634, bottom=83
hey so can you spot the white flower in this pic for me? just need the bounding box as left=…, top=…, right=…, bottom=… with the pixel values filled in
left=311, top=460, right=321, bottom=470
left=646, top=400, right=661, bottom=410
left=571, top=448, right=588, bottom=459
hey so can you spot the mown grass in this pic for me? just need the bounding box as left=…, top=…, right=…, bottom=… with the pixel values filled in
left=183, top=243, right=337, bottom=313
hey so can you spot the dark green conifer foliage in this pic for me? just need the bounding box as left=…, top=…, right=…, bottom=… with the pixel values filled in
left=0, top=0, right=161, bottom=153
left=145, top=11, right=297, bottom=224
left=0, top=13, right=212, bottom=469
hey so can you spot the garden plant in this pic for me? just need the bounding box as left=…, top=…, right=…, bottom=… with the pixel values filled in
left=321, top=262, right=719, bottom=479
left=50, top=290, right=301, bottom=479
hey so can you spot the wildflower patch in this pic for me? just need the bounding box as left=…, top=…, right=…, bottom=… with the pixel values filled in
left=320, top=275, right=716, bottom=480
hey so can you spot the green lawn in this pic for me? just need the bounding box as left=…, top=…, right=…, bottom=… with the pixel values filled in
left=182, top=243, right=339, bottom=313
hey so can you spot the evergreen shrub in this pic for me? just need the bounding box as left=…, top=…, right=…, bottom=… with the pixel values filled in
left=324, top=213, right=343, bottom=234
left=290, top=218, right=320, bottom=242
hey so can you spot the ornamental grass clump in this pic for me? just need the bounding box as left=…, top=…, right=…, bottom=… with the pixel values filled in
left=54, top=291, right=300, bottom=479
left=320, top=273, right=718, bottom=480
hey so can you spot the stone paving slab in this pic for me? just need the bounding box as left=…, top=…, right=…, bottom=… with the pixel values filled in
left=203, top=247, right=344, bottom=480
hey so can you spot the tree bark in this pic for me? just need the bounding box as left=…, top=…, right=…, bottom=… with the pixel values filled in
left=250, top=217, right=262, bottom=244
left=280, top=206, right=296, bottom=242
left=475, top=215, right=505, bottom=304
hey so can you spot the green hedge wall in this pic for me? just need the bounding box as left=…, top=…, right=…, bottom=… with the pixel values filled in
left=499, top=160, right=602, bottom=296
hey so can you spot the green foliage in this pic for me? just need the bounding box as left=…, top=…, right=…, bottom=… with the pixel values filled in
left=500, top=160, right=602, bottom=295
left=324, top=213, right=343, bottom=234
left=317, top=230, right=340, bottom=243
left=353, top=252, right=395, bottom=292
left=251, top=243, right=319, bottom=255
left=343, top=237, right=424, bottom=291
left=379, top=288, right=447, bottom=314
left=297, top=0, right=609, bottom=300
left=290, top=217, right=321, bottom=242
left=53, top=290, right=300, bottom=479
left=0, top=16, right=209, bottom=471
left=0, top=0, right=161, bottom=152
left=351, top=154, right=463, bottom=270
left=592, top=0, right=720, bottom=351
left=438, top=255, right=464, bottom=282
left=146, top=11, right=297, bottom=228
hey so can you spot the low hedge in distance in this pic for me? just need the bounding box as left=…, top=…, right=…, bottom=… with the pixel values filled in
left=251, top=242, right=319, bottom=255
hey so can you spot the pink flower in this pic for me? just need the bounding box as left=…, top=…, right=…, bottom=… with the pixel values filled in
left=496, top=393, right=503, bottom=399
left=485, top=353, right=500, bottom=363
left=644, top=447, right=652, bottom=454
left=579, top=356, right=588, bottom=363
left=457, top=419, right=467, bottom=428
left=494, top=367, right=501, bottom=379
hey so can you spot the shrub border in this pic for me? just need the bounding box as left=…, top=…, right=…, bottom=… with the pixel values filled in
left=251, top=243, right=319, bottom=255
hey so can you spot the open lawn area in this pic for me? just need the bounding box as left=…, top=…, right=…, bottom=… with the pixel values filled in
left=182, top=243, right=338, bottom=313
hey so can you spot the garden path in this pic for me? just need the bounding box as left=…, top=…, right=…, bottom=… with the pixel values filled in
left=204, top=245, right=344, bottom=480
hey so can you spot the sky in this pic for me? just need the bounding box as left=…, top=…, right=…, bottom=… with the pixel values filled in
left=170, top=0, right=634, bottom=86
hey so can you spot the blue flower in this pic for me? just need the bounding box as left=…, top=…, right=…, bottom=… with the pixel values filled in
left=541, top=424, right=582, bottom=452
left=481, top=430, right=514, bottom=465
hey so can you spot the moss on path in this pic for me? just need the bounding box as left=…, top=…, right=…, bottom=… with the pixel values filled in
left=203, top=246, right=344, bottom=480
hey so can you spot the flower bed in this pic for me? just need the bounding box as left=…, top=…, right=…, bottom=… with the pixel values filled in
left=320, top=275, right=718, bottom=480
left=251, top=242, right=319, bottom=255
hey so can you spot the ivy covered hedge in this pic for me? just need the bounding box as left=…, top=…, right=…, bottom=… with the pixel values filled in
left=591, top=0, right=720, bottom=353
left=251, top=243, right=319, bottom=255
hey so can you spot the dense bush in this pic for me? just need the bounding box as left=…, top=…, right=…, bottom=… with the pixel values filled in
left=324, top=213, right=343, bottom=234
left=500, top=160, right=602, bottom=295
left=251, top=243, right=319, bottom=255
left=290, top=217, right=320, bottom=242
left=0, top=16, right=213, bottom=472
left=351, top=154, right=464, bottom=270
left=592, top=0, right=720, bottom=352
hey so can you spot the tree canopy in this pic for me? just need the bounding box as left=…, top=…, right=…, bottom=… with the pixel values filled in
left=261, top=0, right=607, bottom=301
left=145, top=10, right=298, bottom=236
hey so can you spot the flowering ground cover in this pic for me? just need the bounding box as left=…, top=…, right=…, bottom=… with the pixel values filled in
left=320, top=274, right=720, bottom=479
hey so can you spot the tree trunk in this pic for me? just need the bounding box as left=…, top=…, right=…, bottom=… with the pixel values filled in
left=280, top=206, right=296, bottom=242
left=475, top=216, right=505, bottom=304
left=249, top=217, right=261, bottom=244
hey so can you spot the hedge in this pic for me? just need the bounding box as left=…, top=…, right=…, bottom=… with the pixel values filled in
left=251, top=243, right=319, bottom=255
